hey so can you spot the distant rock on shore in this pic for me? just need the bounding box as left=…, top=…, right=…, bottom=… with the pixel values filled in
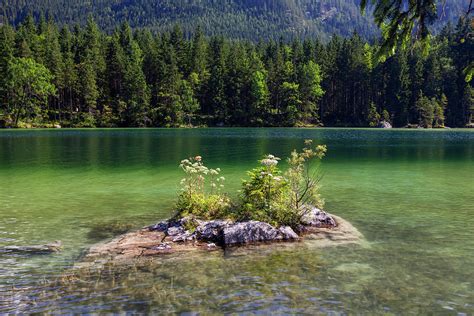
left=377, top=121, right=392, bottom=129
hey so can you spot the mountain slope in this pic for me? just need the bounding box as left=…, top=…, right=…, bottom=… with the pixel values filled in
left=0, top=0, right=467, bottom=40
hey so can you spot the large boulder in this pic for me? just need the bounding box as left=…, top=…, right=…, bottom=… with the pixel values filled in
left=223, top=221, right=298, bottom=245
left=300, top=206, right=337, bottom=228
left=196, top=220, right=231, bottom=242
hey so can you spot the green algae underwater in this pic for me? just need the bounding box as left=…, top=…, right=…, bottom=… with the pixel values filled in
left=1, top=128, right=473, bottom=314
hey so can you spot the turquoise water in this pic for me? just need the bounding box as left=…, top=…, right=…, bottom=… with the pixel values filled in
left=0, top=128, right=473, bottom=314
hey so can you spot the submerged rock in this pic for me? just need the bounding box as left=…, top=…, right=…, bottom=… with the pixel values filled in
left=1, top=241, right=62, bottom=254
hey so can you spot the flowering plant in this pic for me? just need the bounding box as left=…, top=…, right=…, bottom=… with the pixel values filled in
left=238, top=154, right=293, bottom=226
left=176, top=156, right=230, bottom=219
left=174, top=140, right=327, bottom=228
left=285, top=140, right=327, bottom=210
left=238, top=140, right=327, bottom=228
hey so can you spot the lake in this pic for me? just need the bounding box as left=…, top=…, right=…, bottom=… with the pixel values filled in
left=1, top=128, right=473, bottom=314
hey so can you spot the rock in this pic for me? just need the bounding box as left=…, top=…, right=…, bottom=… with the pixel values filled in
left=167, top=226, right=185, bottom=237
left=2, top=241, right=62, bottom=254
left=304, top=215, right=364, bottom=247
left=148, top=221, right=169, bottom=232
left=223, top=221, right=280, bottom=245
left=152, top=243, right=172, bottom=251
left=301, top=206, right=337, bottom=228
left=54, top=124, right=61, bottom=129
left=278, top=226, right=299, bottom=240
left=196, top=220, right=231, bottom=242
left=76, top=212, right=364, bottom=270
left=207, top=243, right=217, bottom=249
left=172, top=231, right=196, bottom=242
left=377, top=120, right=392, bottom=128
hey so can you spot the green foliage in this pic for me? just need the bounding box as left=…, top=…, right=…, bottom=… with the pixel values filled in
left=174, top=141, right=327, bottom=228
left=285, top=140, right=327, bottom=211
left=433, top=94, right=447, bottom=127
left=4, top=57, right=56, bottom=127
left=367, top=102, right=381, bottom=127
left=382, top=109, right=391, bottom=123
left=280, top=82, right=301, bottom=126
left=249, top=70, right=270, bottom=125
left=298, top=61, right=325, bottom=123
left=238, top=140, right=327, bottom=228
left=415, top=92, right=435, bottom=128
left=0, top=16, right=472, bottom=129
left=239, top=155, right=293, bottom=227
left=176, top=156, right=231, bottom=220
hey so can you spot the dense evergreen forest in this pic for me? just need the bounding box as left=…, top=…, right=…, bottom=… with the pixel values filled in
left=0, top=0, right=465, bottom=41
left=0, top=15, right=472, bottom=128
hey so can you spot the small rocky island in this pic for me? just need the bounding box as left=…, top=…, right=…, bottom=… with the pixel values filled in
left=78, top=141, right=363, bottom=268
left=80, top=207, right=362, bottom=267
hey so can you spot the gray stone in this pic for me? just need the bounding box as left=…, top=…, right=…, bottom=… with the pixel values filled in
left=223, top=221, right=280, bottom=245
left=152, top=243, right=172, bottom=251
left=167, top=226, right=185, bottom=236
left=172, top=231, right=196, bottom=242
left=196, top=220, right=231, bottom=242
left=300, top=206, right=337, bottom=228
left=377, top=120, right=392, bottom=128
left=278, top=226, right=299, bottom=240
left=148, top=221, right=169, bottom=232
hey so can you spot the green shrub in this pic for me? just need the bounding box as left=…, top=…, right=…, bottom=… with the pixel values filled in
left=175, top=156, right=231, bottom=219
left=174, top=141, right=327, bottom=228
left=285, top=140, right=326, bottom=211
left=238, top=141, right=327, bottom=228
left=238, top=155, right=299, bottom=227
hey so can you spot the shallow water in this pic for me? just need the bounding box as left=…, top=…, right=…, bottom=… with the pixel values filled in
left=0, top=128, right=473, bottom=314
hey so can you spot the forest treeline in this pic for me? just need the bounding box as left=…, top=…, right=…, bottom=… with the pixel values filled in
left=0, top=16, right=472, bottom=128
left=0, top=0, right=379, bottom=41
left=1, top=0, right=465, bottom=41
